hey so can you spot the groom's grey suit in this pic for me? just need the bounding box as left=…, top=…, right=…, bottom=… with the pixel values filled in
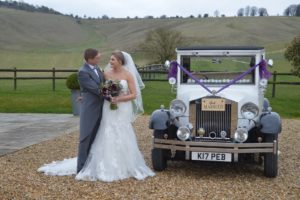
left=77, top=63, right=104, bottom=173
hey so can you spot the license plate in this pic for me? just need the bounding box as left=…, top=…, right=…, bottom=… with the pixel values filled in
left=191, top=152, right=232, bottom=162
left=202, top=98, right=225, bottom=111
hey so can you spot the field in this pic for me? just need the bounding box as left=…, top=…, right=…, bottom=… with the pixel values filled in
left=0, top=7, right=300, bottom=117
left=1, top=8, right=300, bottom=67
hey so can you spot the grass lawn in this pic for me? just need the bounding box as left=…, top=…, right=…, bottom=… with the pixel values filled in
left=0, top=80, right=175, bottom=115
left=266, top=84, right=300, bottom=118
left=0, top=79, right=299, bottom=118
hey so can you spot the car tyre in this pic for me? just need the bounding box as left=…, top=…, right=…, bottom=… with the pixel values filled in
left=152, top=130, right=168, bottom=171
left=264, top=134, right=278, bottom=178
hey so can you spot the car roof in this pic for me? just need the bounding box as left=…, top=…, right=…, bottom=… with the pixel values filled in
left=176, top=46, right=264, bottom=51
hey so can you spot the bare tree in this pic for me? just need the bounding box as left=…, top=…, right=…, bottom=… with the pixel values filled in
left=250, top=6, right=258, bottom=16
left=237, top=8, right=244, bottom=17
left=160, top=15, right=167, bottom=19
left=139, top=28, right=184, bottom=63
left=284, top=4, right=298, bottom=16
left=102, top=14, right=109, bottom=19
left=245, top=6, right=251, bottom=16
left=144, top=15, right=154, bottom=19
left=214, top=10, right=220, bottom=17
left=258, top=8, right=268, bottom=16
left=296, top=5, right=300, bottom=16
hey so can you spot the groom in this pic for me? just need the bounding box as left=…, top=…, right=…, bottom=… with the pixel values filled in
left=77, top=48, right=104, bottom=173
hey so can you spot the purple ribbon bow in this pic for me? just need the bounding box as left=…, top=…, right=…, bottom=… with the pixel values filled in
left=259, top=59, right=272, bottom=79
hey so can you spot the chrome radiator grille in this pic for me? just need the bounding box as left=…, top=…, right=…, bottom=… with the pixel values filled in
left=189, top=98, right=237, bottom=138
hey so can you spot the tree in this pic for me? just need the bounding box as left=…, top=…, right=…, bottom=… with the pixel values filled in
left=102, top=15, right=109, bottom=19
left=144, top=15, right=154, bottom=19
left=245, top=6, right=251, bottom=16
left=214, top=10, right=219, bottom=17
left=284, top=7, right=290, bottom=16
left=0, top=0, right=62, bottom=15
left=198, top=14, right=202, bottom=18
left=203, top=13, right=209, bottom=18
left=237, top=8, right=244, bottom=17
left=284, top=4, right=298, bottom=16
left=284, top=35, right=300, bottom=77
left=296, top=4, right=300, bottom=16
left=160, top=15, right=167, bottom=19
left=250, top=6, right=258, bottom=16
left=258, top=8, right=268, bottom=16
left=139, top=28, right=184, bottom=63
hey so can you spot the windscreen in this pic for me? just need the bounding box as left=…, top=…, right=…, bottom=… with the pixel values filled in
left=180, top=56, right=256, bottom=85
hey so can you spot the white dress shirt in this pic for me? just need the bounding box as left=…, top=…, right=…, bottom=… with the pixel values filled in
left=88, top=64, right=99, bottom=77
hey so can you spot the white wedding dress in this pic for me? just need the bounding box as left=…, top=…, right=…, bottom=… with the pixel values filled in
left=38, top=80, right=155, bottom=182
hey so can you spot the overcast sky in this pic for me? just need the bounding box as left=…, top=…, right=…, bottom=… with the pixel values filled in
left=20, top=0, right=300, bottom=18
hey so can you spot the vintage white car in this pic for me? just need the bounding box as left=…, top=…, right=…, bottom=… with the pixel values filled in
left=149, top=46, right=281, bottom=177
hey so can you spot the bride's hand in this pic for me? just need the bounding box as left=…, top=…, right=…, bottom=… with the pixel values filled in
left=111, top=97, right=118, bottom=104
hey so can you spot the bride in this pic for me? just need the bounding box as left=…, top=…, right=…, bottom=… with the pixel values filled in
left=38, top=51, right=155, bottom=182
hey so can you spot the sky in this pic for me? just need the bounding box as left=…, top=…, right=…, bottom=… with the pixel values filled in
left=16, top=0, right=300, bottom=18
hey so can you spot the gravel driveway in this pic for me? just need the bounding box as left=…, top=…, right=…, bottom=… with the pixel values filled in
left=0, top=116, right=299, bottom=199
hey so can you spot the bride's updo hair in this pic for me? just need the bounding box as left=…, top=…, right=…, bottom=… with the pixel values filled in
left=112, top=50, right=125, bottom=65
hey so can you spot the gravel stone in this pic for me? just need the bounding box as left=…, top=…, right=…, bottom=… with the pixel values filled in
left=0, top=116, right=299, bottom=199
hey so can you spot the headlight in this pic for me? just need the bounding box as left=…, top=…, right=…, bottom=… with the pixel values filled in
left=170, top=99, right=186, bottom=117
left=176, top=126, right=191, bottom=141
left=241, top=102, right=259, bottom=119
left=234, top=128, right=248, bottom=143
left=168, top=77, right=176, bottom=85
left=259, top=78, right=268, bottom=87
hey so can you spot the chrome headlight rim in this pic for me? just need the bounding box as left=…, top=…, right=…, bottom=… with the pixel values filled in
left=259, top=78, right=268, bottom=87
left=176, top=126, right=191, bottom=141
left=234, top=128, right=248, bottom=143
left=170, top=99, right=187, bottom=117
left=241, top=102, right=259, bottom=120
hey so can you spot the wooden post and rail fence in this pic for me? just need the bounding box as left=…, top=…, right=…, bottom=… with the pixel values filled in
left=0, top=67, right=299, bottom=98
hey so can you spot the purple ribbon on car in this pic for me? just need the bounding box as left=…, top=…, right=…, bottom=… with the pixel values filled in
left=168, top=59, right=272, bottom=95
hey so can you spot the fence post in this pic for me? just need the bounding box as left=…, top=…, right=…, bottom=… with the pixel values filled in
left=13, top=67, right=17, bottom=90
left=272, top=71, right=277, bottom=98
left=52, top=67, right=56, bottom=91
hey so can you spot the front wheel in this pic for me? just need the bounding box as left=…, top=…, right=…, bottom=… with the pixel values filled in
left=152, top=148, right=167, bottom=171
left=264, top=134, right=278, bottom=178
left=152, top=130, right=169, bottom=171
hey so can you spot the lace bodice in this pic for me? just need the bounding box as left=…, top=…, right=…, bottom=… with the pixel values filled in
left=119, top=80, right=129, bottom=94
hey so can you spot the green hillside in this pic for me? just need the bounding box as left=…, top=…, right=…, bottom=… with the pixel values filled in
left=0, top=7, right=300, bottom=71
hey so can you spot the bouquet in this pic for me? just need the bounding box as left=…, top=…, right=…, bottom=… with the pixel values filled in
left=101, top=79, right=123, bottom=110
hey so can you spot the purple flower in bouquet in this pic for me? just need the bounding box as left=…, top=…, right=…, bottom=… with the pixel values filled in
left=101, top=79, right=123, bottom=110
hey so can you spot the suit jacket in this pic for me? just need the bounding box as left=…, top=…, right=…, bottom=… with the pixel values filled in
left=78, top=63, right=104, bottom=141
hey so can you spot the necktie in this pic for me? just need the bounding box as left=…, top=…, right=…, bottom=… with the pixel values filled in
left=92, top=66, right=99, bottom=77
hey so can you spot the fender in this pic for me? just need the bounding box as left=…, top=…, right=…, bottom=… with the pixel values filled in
left=260, top=112, right=282, bottom=134
left=263, top=98, right=270, bottom=111
left=149, top=109, right=170, bottom=130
